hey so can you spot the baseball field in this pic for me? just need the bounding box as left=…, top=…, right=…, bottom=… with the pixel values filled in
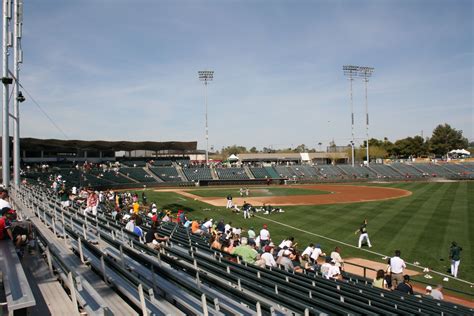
left=139, top=181, right=473, bottom=295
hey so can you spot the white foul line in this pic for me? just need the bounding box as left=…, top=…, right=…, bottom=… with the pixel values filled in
left=255, top=215, right=474, bottom=286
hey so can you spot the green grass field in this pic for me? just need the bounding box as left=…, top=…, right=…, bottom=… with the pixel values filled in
left=138, top=181, right=473, bottom=294
left=187, top=187, right=329, bottom=197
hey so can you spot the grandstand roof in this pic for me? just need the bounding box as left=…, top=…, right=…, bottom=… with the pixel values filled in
left=18, top=138, right=197, bottom=152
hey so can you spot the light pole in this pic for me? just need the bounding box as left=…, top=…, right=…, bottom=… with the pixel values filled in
left=198, top=70, right=213, bottom=165
left=358, top=66, right=374, bottom=166
left=343, top=65, right=357, bottom=167
left=12, top=0, right=23, bottom=187
left=349, top=141, right=355, bottom=166
left=2, top=0, right=12, bottom=188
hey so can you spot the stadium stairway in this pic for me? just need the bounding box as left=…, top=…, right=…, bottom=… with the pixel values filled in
left=174, top=164, right=189, bottom=182
left=209, top=166, right=219, bottom=180
left=243, top=165, right=255, bottom=179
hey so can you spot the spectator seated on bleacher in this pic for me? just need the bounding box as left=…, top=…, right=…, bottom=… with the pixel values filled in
left=373, top=269, right=389, bottom=290
left=210, top=231, right=223, bottom=250
left=0, top=187, right=12, bottom=209
left=300, top=254, right=316, bottom=272
left=276, top=249, right=303, bottom=273
left=261, top=245, right=277, bottom=267
left=320, top=256, right=341, bottom=280
left=0, top=208, right=14, bottom=242
left=0, top=208, right=32, bottom=257
left=191, top=219, right=203, bottom=235
left=201, top=218, right=213, bottom=234
left=232, top=237, right=265, bottom=267
left=145, top=222, right=169, bottom=250
left=396, top=274, right=414, bottom=295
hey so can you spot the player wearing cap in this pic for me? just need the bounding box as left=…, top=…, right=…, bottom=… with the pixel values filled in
left=355, top=219, right=372, bottom=248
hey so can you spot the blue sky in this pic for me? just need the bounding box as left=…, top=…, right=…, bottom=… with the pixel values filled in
left=18, top=0, right=473, bottom=151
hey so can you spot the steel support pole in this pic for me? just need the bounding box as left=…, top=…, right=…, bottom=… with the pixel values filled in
left=349, top=77, right=355, bottom=167
left=2, top=0, right=11, bottom=187
left=364, top=78, right=369, bottom=166
left=12, top=0, right=20, bottom=186
left=204, top=81, right=208, bottom=165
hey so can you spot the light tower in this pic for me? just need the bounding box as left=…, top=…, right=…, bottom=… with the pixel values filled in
left=198, top=70, right=214, bottom=165
left=343, top=65, right=358, bottom=167
left=358, top=66, right=374, bottom=166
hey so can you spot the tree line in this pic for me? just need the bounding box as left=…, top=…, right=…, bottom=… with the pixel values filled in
left=214, top=123, right=471, bottom=160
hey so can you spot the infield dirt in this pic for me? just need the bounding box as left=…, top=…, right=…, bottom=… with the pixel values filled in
left=162, top=184, right=412, bottom=206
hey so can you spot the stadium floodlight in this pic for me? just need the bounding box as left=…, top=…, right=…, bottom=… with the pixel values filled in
left=198, top=70, right=214, bottom=165
left=343, top=65, right=358, bottom=167
left=358, top=66, right=374, bottom=166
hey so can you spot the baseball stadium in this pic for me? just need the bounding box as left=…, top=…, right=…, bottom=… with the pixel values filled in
left=0, top=1, right=473, bottom=316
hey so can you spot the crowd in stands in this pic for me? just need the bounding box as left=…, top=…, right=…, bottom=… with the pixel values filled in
left=42, top=175, right=455, bottom=302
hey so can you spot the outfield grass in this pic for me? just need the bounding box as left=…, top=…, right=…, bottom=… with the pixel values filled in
left=186, top=186, right=329, bottom=197
left=139, top=181, right=473, bottom=294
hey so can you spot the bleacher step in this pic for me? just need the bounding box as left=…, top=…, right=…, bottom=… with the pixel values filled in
left=22, top=253, right=78, bottom=315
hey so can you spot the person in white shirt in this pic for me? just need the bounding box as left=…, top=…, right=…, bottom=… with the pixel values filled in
left=320, top=257, right=334, bottom=279
left=201, top=219, right=213, bottom=234
left=259, top=224, right=271, bottom=248
left=0, top=188, right=12, bottom=209
left=328, top=260, right=341, bottom=279
left=301, top=243, right=315, bottom=258
left=430, top=285, right=444, bottom=300
left=310, top=244, right=326, bottom=264
left=389, top=250, right=406, bottom=289
left=224, top=222, right=232, bottom=234
left=261, top=246, right=277, bottom=267
left=278, top=237, right=295, bottom=249
left=330, top=247, right=344, bottom=269
left=125, top=219, right=135, bottom=232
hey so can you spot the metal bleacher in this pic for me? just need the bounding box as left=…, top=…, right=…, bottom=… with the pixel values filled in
left=337, top=165, right=377, bottom=179
left=215, top=167, right=250, bottom=180
left=182, top=167, right=213, bottom=181
left=390, top=163, right=425, bottom=178
left=0, top=241, right=36, bottom=315
left=10, top=184, right=472, bottom=316
left=314, top=165, right=345, bottom=178
left=149, top=166, right=182, bottom=182
left=368, top=164, right=404, bottom=179
left=120, top=167, right=157, bottom=183
left=250, top=167, right=271, bottom=179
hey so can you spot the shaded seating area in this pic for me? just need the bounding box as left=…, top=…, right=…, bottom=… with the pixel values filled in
left=89, top=170, right=132, bottom=184
left=182, top=167, right=212, bottom=181
left=250, top=167, right=271, bottom=179
left=120, top=160, right=147, bottom=167
left=120, top=167, right=157, bottom=183
left=149, top=166, right=182, bottom=182
left=216, top=167, right=249, bottom=180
